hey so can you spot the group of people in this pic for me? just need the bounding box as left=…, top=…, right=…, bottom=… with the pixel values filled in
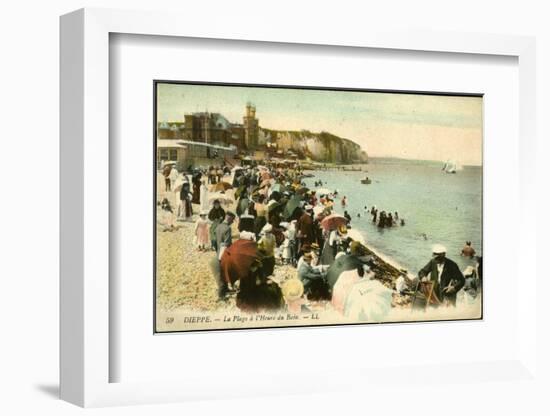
left=368, top=206, right=404, bottom=228
left=159, top=161, right=482, bottom=319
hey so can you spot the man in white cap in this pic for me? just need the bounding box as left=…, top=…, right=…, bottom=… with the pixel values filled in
left=258, top=223, right=276, bottom=277
left=417, top=244, right=465, bottom=306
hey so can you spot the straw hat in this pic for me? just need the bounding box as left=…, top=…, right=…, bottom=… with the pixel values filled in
left=432, top=244, right=447, bottom=254
left=303, top=252, right=313, bottom=261
left=338, top=225, right=348, bottom=234
left=262, top=224, right=273, bottom=233
left=281, top=279, right=304, bottom=302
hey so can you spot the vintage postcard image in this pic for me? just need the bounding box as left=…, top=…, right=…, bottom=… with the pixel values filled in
left=155, top=82, right=483, bottom=332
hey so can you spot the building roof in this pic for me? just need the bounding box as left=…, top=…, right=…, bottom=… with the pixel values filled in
left=173, top=139, right=235, bottom=151
left=157, top=139, right=187, bottom=148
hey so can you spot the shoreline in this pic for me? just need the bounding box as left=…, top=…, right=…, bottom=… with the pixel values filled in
left=156, top=172, right=480, bottom=332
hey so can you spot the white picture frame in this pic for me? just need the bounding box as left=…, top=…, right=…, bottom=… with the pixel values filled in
left=60, top=8, right=539, bottom=408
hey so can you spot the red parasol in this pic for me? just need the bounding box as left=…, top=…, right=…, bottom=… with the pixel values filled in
left=320, top=213, right=347, bottom=231
left=220, top=239, right=259, bottom=285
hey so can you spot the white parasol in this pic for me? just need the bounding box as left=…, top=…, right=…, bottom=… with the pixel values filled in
left=208, top=192, right=234, bottom=206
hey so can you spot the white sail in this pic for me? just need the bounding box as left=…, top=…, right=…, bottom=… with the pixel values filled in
left=443, top=159, right=461, bottom=174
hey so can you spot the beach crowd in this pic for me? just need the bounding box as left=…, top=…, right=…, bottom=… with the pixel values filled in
left=158, top=161, right=482, bottom=322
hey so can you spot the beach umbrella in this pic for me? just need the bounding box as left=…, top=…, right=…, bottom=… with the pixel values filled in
left=220, top=239, right=258, bottom=285
left=212, top=181, right=232, bottom=192
left=283, top=195, right=303, bottom=220
left=320, top=213, right=347, bottom=231
left=326, top=254, right=366, bottom=289
left=208, top=192, right=233, bottom=206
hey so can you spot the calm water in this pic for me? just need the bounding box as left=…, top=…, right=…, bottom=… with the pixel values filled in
left=304, top=158, right=482, bottom=274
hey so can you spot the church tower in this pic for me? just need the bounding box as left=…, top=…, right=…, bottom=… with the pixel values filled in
left=243, top=102, right=259, bottom=149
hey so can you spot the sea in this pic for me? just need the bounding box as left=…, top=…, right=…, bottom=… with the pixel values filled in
left=303, top=158, right=482, bottom=275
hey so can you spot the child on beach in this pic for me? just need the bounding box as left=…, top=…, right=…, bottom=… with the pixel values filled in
left=159, top=198, right=176, bottom=232
left=194, top=211, right=210, bottom=251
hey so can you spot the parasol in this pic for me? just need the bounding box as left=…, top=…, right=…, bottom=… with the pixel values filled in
left=208, top=192, right=233, bottom=206
left=320, top=213, right=347, bottom=231
left=343, top=279, right=393, bottom=322
left=211, top=181, right=232, bottom=192
left=220, top=239, right=258, bottom=285
left=173, top=181, right=191, bottom=194
left=283, top=195, right=303, bottom=220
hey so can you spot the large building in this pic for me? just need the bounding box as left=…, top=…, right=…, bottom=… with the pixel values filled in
left=157, top=104, right=260, bottom=168
left=157, top=104, right=259, bottom=150
left=156, top=139, right=237, bottom=170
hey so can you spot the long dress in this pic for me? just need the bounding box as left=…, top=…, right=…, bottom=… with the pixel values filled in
left=194, top=218, right=209, bottom=247
left=199, top=184, right=209, bottom=213
left=192, top=179, right=201, bottom=204
left=319, top=230, right=338, bottom=266
left=179, top=185, right=193, bottom=220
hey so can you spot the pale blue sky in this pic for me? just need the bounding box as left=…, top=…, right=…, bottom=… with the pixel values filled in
left=157, top=83, right=483, bottom=165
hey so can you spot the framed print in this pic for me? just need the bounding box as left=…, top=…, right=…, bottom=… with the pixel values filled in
left=60, top=8, right=539, bottom=408
left=153, top=81, right=483, bottom=334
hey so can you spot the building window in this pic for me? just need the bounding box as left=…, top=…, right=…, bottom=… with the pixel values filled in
left=169, top=149, right=177, bottom=161
left=159, top=149, right=169, bottom=161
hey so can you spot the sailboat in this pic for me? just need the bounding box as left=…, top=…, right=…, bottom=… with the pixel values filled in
left=442, top=159, right=458, bottom=174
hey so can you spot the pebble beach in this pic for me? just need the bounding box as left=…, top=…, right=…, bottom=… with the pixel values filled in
left=155, top=171, right=481, bottom=332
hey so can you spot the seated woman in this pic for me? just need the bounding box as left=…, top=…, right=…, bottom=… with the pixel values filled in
left=236, top=258, right=283, bottom=313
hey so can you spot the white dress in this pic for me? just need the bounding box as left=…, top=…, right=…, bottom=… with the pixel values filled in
left=199, top=184, right=209, bottom=213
